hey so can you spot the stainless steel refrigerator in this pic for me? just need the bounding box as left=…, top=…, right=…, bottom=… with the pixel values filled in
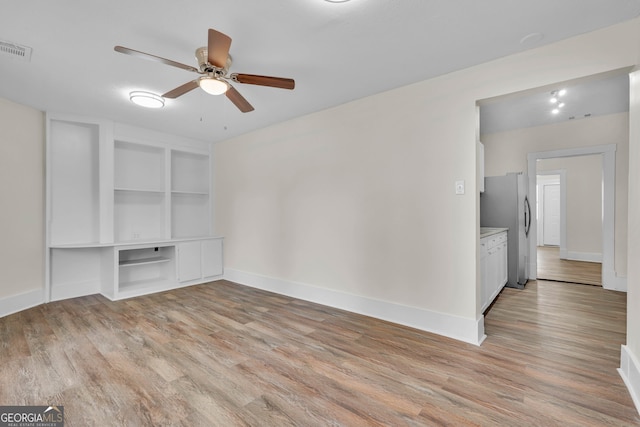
left=480, top=172, right=531, bottom=289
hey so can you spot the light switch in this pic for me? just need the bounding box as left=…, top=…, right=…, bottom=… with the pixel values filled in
left=455, top=180, right=465, bottom=195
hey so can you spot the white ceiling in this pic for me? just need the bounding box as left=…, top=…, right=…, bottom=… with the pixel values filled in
left=1, top=1, right=639, bottom=143
left=479, top=71, right=631, bottom=135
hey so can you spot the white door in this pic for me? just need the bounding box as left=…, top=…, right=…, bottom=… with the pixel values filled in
left=543, top=184, right=561, bottom=246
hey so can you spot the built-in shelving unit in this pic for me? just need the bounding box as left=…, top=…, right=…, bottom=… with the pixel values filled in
left=46, top=114, right=223, bottom=302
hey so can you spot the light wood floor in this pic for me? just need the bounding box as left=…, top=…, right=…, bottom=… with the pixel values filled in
left=537, top=245, right=602, bottom=286
left=1, top=280, right=637, bottom=426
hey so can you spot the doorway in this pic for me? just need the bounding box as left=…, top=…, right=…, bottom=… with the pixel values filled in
left=527, top=145, right=621, bottom=290
left=534, top=159, right=603, bottom=286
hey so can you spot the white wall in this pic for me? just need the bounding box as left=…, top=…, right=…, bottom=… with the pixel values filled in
left=0, top=98, right=45, bottom=305
left=482, top=113, right=628, bottom=273
left=623, top=70, right=640, bottom=411
left=215, top=19, right=640, bottom=345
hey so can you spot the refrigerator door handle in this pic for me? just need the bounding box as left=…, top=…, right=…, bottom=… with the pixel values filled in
left=524, top=196, right=532, bottom=237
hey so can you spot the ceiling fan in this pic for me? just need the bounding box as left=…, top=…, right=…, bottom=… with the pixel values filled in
left=114, top=28, right=295, bottom=113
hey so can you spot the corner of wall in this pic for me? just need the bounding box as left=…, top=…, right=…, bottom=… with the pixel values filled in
left=0, top=288, right=44, bottom=318
left=619, top=344, right=640, bottom=415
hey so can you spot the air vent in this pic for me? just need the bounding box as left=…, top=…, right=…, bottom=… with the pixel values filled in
left=0, top=40, right=32, bottom=62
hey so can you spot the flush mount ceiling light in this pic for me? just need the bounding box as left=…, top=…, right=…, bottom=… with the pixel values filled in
left=129, top=91, right=165, bottom=108
left=325, top=0, right=351, bottom=3
left=199, top=76, right=229, bottom=95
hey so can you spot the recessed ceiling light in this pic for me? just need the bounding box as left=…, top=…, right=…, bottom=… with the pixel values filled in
left=129, top=91, right=165, bottom=108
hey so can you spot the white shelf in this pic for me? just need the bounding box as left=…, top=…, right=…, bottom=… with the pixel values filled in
left=171, top=190, right=209, bottom=196
left=119, top=256, right=172, bottom=267
left=117, top=278, right=174, bottom=297
left=115, top=187, right=165, bottom=194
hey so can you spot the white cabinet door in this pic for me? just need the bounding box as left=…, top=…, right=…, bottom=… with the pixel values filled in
left=480, top=238, right=490, bottom=311
left=499, top=241, right=508, bottom=286
left=202, top=239, right=223, bottom=278
left=480, top=232, right=508, bottom=312
left=178, top=241, right=201, bottom=282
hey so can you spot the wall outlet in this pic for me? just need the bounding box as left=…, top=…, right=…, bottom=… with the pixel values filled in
left=455, top=180, right=465, bottom=195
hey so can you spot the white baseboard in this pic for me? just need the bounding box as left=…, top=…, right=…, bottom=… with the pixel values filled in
left=603, top=269, right=627, bottom=292
left=619, top=345, right=640, bottom=416
left=223, top=269, right=484, bottom=346
left=566, top=251, right=602, bottom=263
left=0, top=288, right=45, bottom=318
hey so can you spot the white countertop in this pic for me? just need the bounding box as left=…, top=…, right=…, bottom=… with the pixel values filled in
left=49, top=236, right=224, bottom=249
left=480, top=227, right=508, bottom=238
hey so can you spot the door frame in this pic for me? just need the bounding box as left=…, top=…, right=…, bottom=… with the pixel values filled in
left=527, top=144, right=625, bottom=291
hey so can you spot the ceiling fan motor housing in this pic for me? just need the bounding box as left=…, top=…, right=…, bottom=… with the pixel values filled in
left=195, top=47, right=231, bottom=76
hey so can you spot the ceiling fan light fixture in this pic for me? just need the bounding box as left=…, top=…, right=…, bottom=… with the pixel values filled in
left=199, top=77, right=229, bottom=95
left=129, top=91, right=165, bottom=108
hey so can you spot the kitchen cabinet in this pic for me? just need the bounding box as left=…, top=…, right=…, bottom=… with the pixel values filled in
left=480, top=229, right=508, bottom=312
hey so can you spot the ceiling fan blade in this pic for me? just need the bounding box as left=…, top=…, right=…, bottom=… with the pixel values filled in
left=226, top=85, right=254, bottom=113
left=162, top=80, right=199, bottom=98
left=232, top=74, right=295, bottom=90
left=114, top=46, right=199, bottom=73
left=208, top=29, right=232, bottom=69
left=231, top=73, right=296, bottom=89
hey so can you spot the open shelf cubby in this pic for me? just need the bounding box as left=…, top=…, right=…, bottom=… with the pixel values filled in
left=118, top=246, right=176, bottom=295
left=114, top=190, right=166, bottom=242
left=49, top=119, right=101, bottom=246
left=171, top=192, right=210, bottom=238
left=114, top=140, right=165, bottom=192
left=171, top=150, right=209, bottom=194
